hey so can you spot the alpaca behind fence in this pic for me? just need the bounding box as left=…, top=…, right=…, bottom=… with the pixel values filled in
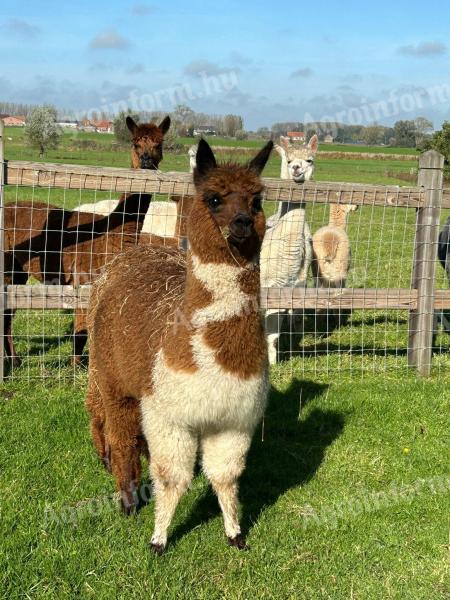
left=4, top=194, right=150, bottom=365
left=85, top=139, right=273, bottom=553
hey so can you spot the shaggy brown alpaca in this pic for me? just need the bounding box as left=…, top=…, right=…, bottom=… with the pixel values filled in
left=126, top=116, right=171, bottom=170
left=4, top=194, right=150, bottom=365
left=86, top=139, right=273, bottom=553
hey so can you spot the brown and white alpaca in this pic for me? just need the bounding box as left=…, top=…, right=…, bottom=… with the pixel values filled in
left=312, top=203, right=358, bottom=288
left=3, top=194, right=150, bottom=365
left=85, top=139, right=273, bottom=553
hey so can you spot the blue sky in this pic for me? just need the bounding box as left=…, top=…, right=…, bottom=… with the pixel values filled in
left=1, top=0, right=450, bottom=129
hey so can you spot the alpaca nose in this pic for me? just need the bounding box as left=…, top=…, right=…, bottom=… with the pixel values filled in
left=230, top=213, right=254, bottom=239
left=140, top=153, right=155, bottom=169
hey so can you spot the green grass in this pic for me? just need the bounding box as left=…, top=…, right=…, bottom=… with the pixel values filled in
left=1, top=126, right=450, bottom=598
left=0, top=373, right=449, bottom=599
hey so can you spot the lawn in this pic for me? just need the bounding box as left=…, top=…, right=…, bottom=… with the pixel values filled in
left=1, top=126, right=449, bottom=599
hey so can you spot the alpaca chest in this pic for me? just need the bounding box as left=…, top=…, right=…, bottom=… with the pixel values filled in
left=143, top=336, right=268, bottom=432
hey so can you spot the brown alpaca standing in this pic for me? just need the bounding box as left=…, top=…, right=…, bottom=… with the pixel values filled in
left=4, top=194, right=150, bottom=365
left=86, top=139, right=273, bottom=553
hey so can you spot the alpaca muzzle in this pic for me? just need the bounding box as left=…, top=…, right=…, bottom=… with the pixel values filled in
left=229, top=214, right=254, bottom=242
left=140, top=153, right=157, bottom=170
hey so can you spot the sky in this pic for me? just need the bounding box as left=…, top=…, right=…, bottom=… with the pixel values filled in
left=1, top=0, right=450, bottom=130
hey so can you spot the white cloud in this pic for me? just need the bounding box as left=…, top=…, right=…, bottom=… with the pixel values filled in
left=89, top=30, right=130, bottom=50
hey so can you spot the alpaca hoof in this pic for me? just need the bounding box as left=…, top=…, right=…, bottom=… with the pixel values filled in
left=227, top=534, right=248, bottom=550
left=120, top=491, right=137, bottom=516
left=150, top=542, right=166, bottom=555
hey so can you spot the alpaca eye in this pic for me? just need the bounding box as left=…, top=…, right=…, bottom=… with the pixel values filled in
left=306, top=159, right=314, bottom=164
left=208, top=196, right=221, bottom=211
left=252, top=196, right=262, bottom=213
left=287, top=160, right=292, bottom=165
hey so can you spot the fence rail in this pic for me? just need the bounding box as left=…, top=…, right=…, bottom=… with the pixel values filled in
left=9, top=159, right=450, bottom=208
left=5, top=284, right=450, bottom=311
left=1, top=141, right=449, bottom=379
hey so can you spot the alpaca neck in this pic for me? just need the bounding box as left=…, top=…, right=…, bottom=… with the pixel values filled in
left=328, top=204, right=348, bottom=229
left=280, top=154, right=290, bottom=179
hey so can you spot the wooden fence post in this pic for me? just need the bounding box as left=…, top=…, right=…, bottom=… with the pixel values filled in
left=408, top=150, right=444, bottom=376
left=0, top=119, right=5, bottom=380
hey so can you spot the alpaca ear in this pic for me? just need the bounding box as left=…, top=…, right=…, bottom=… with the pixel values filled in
left=274, top=144, right=285, bottom=157
left=194, top=138, right=217, bottom=186
left=158, top=115, right=171, bottom=136
left=126, top=116, right=138, bottom=135
left=248, top=141, right=274, bottom=175
left=308, top=134, right=319, bottom=155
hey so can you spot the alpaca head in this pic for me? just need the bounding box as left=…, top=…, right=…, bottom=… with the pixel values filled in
left=126, top=116, right=171, bottom=170
left=275, top=134, right=318, bottom=183
left=188, top=139, right=273, bottom=263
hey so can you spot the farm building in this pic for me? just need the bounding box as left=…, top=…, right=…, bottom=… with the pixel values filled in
left=193, top=125, right=217, bottom=136
left=57, top=120, right=79, bottom=129
left=3, top=115, right=26, bottom=126
left=287, top=131, right=305, bottom=142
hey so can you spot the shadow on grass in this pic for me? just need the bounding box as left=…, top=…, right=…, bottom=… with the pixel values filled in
left=170, top=378, right=345, bottom=544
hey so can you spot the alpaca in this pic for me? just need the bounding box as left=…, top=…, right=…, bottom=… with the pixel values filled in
left=261, top=135, right=317, bottom=363
left=126, top=115, right=171, bottom=170
left=311, top=203, right=358, bottom=334
left=438, top=216, right=450, bottom=334
left=85, top=139, right=273, bottom=553
left=312, top=203, right=358, bottom=288
left=4, top=194, right=150, bottom=365
left=438, top=216, right=450, bottom=283
left=260, top=208, right=312, bottom=364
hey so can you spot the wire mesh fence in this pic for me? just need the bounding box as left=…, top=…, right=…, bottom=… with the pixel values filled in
left=0, top=147, right=449, bottom=382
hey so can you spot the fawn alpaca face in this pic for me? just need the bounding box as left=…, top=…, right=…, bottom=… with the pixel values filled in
left=193, top=139, right=273, bottom=252
left=276, top=134, right=318, bottom=183
left=127, top=116, right=171, bottom=169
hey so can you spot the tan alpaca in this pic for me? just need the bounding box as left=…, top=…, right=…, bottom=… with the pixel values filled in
left=86, top=139, right=273, bottom=554
left=312, top=203, right=358, bottom=288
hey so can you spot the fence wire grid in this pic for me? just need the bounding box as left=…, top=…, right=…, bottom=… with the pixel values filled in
left=1, top=157, right=450, bottom=382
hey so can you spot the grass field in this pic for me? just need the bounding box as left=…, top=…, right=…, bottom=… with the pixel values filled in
left=1, top=126, right=449, bottom=599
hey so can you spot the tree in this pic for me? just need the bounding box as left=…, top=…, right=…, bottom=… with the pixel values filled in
left=393, top=120, right=417, bottom=147
left=223, top=114, right=243, bottom=137
left=25, top=105, right=62, bottom=157
left=414, top=116, right=433, bottom=146
left=428, top=121, right=450, bottom=178
left=362, top=123, right=385, bottom=145
left=113, top=110, right=140, bottom=144
left=235, top=129, right=248, bottom=141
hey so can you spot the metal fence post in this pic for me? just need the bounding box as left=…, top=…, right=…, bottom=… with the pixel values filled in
left=0, top=120, right=5, bottom=380
left=408, top=149, right=444, bottom=376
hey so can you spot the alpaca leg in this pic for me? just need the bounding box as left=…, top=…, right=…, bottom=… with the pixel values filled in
left=265, top=309, right=286, bottom=364
left=143, top=418, right=197, bottom=553
left=85, top=379, right=110, bottom=472
left=201, top=430, right=252, bottom=548
left=106, top=397, right=143, bottom=515
left=4, top=309, right=21, bottom=368
left=72, top=309, right=88, bottom=366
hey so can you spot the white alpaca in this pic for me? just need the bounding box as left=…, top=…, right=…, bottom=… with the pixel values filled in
left=262, top=135, right=317, bottom=364
left=260, top=208, right=313, bottom=364
left=312, top=203, right=358, bottom=288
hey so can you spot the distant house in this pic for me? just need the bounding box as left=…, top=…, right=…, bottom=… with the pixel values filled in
left=92, top=120, right=114, bottom=133
left=323, top=134, right=334, bottom=144
left=57, top=120, right=79, bottom=129
left=287, top=131, right=305, bottom=142
left=3, top=116, right=26, bottom=127
left=193, top=125, right=217, bottom=136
